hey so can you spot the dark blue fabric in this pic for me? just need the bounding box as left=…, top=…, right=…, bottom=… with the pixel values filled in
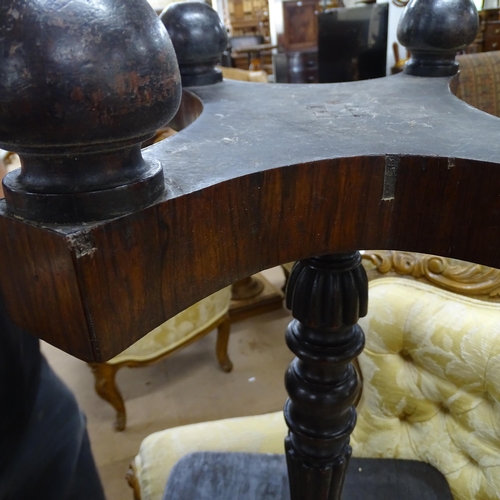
left=0, top=301, right=41, bottom=475
left=0, top=289, right=106, bottom=500
left=0, top=356, right=106, bottom=500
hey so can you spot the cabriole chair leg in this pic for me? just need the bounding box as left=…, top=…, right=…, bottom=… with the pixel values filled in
left=89, top=362, right=127, bottom=432
left=215, top=314, right=233, bottom=373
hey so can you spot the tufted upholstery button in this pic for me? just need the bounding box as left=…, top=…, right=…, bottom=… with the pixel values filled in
left=398, top=408, right=415, bottom=421
left=400, top=349, right=412, bottom=362
left=439, top=402, right=449, bottom=414
left=486, top=392, right=498, bottom=405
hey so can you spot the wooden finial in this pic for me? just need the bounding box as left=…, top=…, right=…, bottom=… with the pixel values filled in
left=0, top=0, right=181, bottom=223
left=398, top=0, right=479, bottom=77
left=160, top=2, right=228, bottom=87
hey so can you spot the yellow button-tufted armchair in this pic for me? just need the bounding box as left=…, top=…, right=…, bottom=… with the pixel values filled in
left=126, top=252, right=500, bottom=500
left=89, top=286, right=233, bottom=431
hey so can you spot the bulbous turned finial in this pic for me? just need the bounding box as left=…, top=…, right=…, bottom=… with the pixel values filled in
left=0, top=0, right=181, bottom=223
left=160, top=1, right=228, bottom=87
left=397, top=0, right=479, bottom=77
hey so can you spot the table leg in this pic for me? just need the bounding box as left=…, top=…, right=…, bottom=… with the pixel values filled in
left=284, top=252, right=367, bottom=500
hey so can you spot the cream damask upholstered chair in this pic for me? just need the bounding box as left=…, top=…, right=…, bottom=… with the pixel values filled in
left=126, top=252, right=500, bottom=500
left=89, top=286, right=232, bottom=431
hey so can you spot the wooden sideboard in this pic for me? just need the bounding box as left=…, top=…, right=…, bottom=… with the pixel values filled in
left=466, top=8, right=500, bottom=53
left=274, top=49, right=318, bottom=83
left=218, top=0, right=270, bottom=38
left=273, top=0, right=319, bottom=83
left=281, top=0, right=318, bottom=51
left=274, top=3, right=388, bottom=84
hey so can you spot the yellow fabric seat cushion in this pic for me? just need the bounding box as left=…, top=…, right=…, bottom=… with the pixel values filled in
left=134, top=412, right=287, bottom=500
left=110, top=287, right=231, bottom=364
left=133, top=277, right=500, bottom=500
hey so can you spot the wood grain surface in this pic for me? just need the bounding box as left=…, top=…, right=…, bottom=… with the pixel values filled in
left=0, top=76, right=499, bottom=361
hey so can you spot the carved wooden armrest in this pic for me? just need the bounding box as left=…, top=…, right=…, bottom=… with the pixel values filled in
left=362, top=250, right=500, bottom=301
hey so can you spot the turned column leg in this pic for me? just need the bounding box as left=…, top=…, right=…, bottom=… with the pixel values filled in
left=284, top=252, right=367, bottom=500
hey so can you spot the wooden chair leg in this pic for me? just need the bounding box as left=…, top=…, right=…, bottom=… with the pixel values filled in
left=126, top=461, right=142, bottom=500
left=215, top=314, right=233, bottom=373
left=89, top=362, right=127, bottom=431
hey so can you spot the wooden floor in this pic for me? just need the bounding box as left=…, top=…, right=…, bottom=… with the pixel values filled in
left=43, top=267, right=293, bottom=500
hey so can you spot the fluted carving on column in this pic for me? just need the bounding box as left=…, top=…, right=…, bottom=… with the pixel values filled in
left=284, top=252, right=367, bottom=500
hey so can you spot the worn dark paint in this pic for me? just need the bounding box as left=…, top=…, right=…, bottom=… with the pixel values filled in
left=160, top=2, right=227, bottom=87
left=398, top=0, right=479, bottom=76
left=0, top=0, right=181, bottom=221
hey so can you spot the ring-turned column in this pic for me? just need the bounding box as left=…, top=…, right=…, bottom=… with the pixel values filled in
left=284, top=252, right=367, bottom=499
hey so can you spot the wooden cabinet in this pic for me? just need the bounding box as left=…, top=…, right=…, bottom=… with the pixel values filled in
left=287, top=50, right=318, bottom=83
left=274, top=50, right=318, bottom=83
left=272, top=0, right=320, bottom=83
left=282, top=0, right=318, bottom=51
left=466, top=8, right=500, bottom=53
left=484, top=17, right=500, bottom=51
left=219, top=0, right=270, bottom=38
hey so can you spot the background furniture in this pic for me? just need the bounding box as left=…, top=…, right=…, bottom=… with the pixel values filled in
left=0, top=150, right=19, bottom=198
left=217, top=0, right=270, bottom=38
left=89, top=287, right=232, bottom=431
left=274, top=2, right=389, bottom=83
left=466, top=7, right=500, bottom=53
left=228, top=34, right=275, bottom=72
left=456, top=50, right=500, bottom=117
left=274, top=49, right=319, bottom=83
left=317, top=3, right=389, bottom=82
left=280, top=0, right=319, bottom=52
left=273, top=0, right=319, bottom=83
left=127, top=251, right=500, bottom=500
left=0, top=0, right=496, bottom=498
left=218, top=65, right=269, bottom=82
left=390, top=41, right=408, bottom=74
